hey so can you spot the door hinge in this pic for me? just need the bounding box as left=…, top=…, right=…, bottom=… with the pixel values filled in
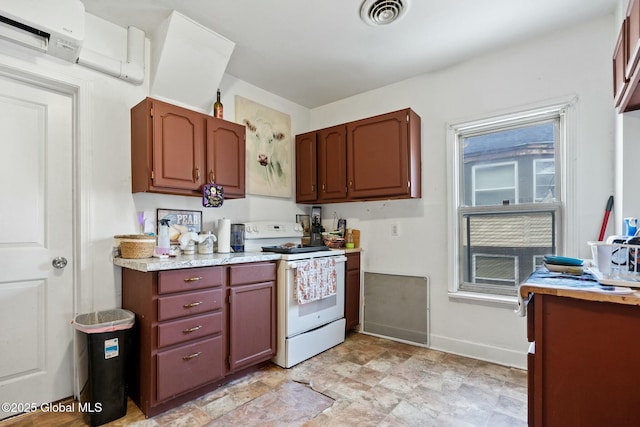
left=151, top=170, right=155, bottom=181
left=150, top=107, right=154, bottom=118
left=408, top=180, right=411, bottom=188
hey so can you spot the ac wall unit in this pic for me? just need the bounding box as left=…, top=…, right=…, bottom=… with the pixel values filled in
left=0, top=0, right=85, bottom=62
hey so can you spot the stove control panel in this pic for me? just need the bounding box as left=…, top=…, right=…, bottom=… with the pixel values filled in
left=243, top=221, right=304, bottom=240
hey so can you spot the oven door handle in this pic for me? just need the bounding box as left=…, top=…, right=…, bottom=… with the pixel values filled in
left=284, top=255, right=347, bottom=270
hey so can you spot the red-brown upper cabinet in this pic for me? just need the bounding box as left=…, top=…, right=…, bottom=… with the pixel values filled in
left=295, top=131, right=318, bottom=202
left=347, top=109, right=421, bottom=200
left=131, top=97, right=205, bottom=195
left=206, top=117, right=246, bottom=198
left=613, top=0, right=640, bottom=112
left=614, top=19, right=629, bottom=107
left=318, top=124, right=348, bottom=202
left=131, top=97, right=246, bottom=198
left=627, top=0, right=640, bottom=78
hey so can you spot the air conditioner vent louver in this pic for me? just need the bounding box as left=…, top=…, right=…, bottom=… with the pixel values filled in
left=360, top=0, right=408, bottom=26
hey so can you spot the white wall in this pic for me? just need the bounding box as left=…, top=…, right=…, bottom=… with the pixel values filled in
left=310, top=15, right=616, bottom=368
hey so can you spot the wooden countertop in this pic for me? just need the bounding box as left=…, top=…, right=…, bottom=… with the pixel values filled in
left=519, top=283, right=640, bottom=307
left=516, top=269, right=640, bottom=316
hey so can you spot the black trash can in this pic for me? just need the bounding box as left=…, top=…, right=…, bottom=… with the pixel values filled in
left=72, top=309, right=134, bottom=426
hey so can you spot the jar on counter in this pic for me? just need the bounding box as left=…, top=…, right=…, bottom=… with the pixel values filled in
left=198, top=231, right=214, bottom=254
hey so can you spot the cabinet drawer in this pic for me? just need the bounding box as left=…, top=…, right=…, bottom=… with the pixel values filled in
left=158, top=289, right=223, bottom=321
left=156, top=336, right=224, bottom=401
left=158, top=267, right=225, bottom=294
left=229, top=262, right=276, bottom=286
left=157, top=312, right=223, bottom=348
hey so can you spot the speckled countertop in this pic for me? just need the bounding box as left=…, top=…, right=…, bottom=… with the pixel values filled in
left=113, top=251, right=282, bottom=272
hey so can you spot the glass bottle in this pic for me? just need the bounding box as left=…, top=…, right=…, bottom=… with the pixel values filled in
left=345, top=228, right=354, bottom=249
left=213, top=89, right=223, bottom=119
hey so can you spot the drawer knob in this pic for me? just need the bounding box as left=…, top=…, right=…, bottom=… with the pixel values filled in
left=183, top=325, right=203, bottom=334
left=183, top=301, right=203, bottom=308
left=182, top=351, right=202, bottom=360
left=184, top=277, right=203, bottom=282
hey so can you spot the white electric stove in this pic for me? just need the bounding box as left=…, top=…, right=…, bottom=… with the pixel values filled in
left=243, top=221, right=346, bottom=368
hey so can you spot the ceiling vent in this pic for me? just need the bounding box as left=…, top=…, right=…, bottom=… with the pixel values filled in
left=360, top=0, right=408, bottom=26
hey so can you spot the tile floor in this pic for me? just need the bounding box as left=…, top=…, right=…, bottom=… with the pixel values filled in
left=1, top=332, right=527, bottom=427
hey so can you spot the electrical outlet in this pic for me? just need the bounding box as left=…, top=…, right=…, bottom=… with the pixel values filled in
left=391, top=223, right=399, bottom=237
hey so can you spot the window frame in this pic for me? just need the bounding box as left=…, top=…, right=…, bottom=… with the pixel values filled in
left=447, top=101, right=572, bottom=303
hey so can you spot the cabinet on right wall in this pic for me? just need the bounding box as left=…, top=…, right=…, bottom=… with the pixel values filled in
left=614, top=0, right=640, bottom=112
left=295, top=108, right=421, bottom=203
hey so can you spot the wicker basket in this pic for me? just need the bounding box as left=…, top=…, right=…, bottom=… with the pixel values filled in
left=115, top=234, right=156, bottom=259
left=322, top=233, right=345, bottom=249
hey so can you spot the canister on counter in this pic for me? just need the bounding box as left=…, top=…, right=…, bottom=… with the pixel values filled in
left=198, top=231, right=214, bottom=254
left=230, top=224, right=245, bottom=252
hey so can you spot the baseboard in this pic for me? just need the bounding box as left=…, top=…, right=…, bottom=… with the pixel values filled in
left=429, top=333, right=527, bottom=370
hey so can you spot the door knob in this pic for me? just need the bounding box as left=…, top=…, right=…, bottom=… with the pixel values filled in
left=52, top=257, right=68, bottom=269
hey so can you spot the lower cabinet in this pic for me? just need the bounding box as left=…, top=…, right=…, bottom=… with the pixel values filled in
left=527, top=294, right=640, bottom=426
left=228, top=263, right=277, bottom=372
left=121, top=261, right=276, bottom=417
left=345, top=251, right=361, bottom=332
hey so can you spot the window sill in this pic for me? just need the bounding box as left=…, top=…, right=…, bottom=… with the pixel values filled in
left=448, top=291, right=518, bottom=309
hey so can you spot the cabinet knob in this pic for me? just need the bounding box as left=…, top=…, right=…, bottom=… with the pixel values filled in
left=209, top=170, right=215, bottom=183
left=194, top=168, right=201, bottom=182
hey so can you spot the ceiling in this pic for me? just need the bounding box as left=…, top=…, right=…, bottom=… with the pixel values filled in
left=80, top=0, right=619, bottom=109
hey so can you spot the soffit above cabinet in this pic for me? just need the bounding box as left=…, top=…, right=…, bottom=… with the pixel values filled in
left=150, top=11, right=235, bottom=113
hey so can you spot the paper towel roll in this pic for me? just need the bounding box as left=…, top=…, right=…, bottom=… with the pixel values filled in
left=217, top=219, right=231, bottom=253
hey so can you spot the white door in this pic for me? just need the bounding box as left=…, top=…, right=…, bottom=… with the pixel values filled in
left=0, top=74, right=74, bottom=420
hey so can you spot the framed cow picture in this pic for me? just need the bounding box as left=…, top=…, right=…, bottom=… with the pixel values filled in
left=235, top=96, right=292, bottom=198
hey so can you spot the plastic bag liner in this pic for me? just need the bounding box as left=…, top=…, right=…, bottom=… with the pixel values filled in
left=72, top=309, right=135, bottom=334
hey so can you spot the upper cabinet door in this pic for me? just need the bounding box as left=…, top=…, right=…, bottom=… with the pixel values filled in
left=295, top=132, right=318, bottom=202
left=151, top=100, right=205, bottom=191
left=318, top=125, right=347, bottom=202
left=614, top=19, right=629, bottom=107
left=206, top=118, right=246, bottom=198
left=614, top=0, right=640, bottom=112
left=627, top=0, right=640, bottom=79
left=347, top=109, right=420, bottom=199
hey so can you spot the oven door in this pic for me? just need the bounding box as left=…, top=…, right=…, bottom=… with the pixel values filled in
left=279, top=255, right=346, bottom=337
